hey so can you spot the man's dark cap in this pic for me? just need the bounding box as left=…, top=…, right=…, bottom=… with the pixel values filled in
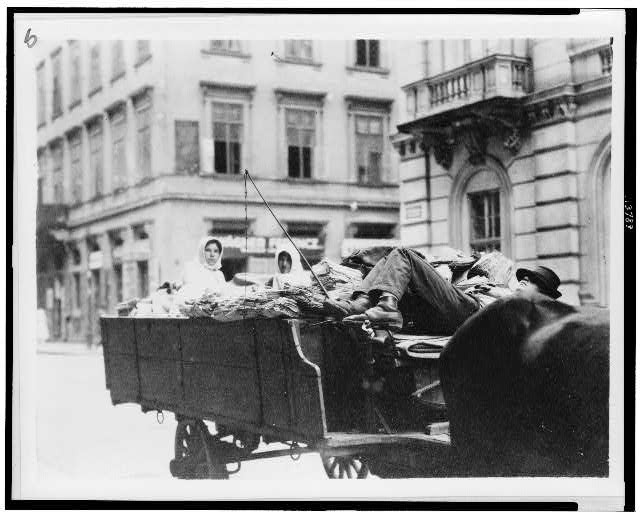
left=516, top=265, right=562, bottom=299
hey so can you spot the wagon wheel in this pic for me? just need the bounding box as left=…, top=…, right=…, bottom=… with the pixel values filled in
left=173, top=419, right=229, bottom=479
left=321, top=454, right=369, bottom=479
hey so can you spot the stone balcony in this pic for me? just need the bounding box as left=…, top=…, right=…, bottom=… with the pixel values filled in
left=398, top=54, right=533, bottom=169
left=403, top=54, right=533, bottom=121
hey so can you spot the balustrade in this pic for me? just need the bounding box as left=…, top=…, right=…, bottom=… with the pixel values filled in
left=403, top=54, right=532, bottom=118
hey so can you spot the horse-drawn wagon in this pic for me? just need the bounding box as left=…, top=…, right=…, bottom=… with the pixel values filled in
left=101, top=315, right=458, bottom=479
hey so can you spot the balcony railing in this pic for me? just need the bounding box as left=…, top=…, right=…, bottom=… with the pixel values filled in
left=403, top=54, right=532, bottom=119
left=568, top=40, right=612, bottom=83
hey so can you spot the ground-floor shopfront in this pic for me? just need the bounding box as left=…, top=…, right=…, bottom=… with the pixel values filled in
left=45, top=194, right=399, bottom=344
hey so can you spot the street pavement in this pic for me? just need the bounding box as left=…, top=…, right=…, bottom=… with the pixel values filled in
left=36, top=342, right=376, bottom=482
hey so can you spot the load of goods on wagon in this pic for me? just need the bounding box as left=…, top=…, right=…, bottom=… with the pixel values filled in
left=115, top=247, right=516, bottom=322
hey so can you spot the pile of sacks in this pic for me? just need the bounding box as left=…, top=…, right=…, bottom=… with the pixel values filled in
left=117, top=249, right=516, bottom=321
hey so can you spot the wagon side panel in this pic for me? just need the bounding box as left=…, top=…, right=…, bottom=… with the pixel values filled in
left=180, top=319, right=262, bottom=425
left=134, top=318, right=183, bottom=406
left=101, top=317, right=140, bottom=405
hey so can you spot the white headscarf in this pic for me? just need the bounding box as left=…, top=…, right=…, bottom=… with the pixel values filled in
left=196, top=236, right=224, bottom=271
left=177, top=236, right=227, bottom=301
left=272, top=241, right=310, bottom=289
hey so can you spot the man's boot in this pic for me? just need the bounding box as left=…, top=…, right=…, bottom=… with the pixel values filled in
left=323, top=293, right=371, bottom=318
left=344, top=293, right=403, bottom=330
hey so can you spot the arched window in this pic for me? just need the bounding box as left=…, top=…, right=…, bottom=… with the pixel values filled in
left=449, top=158, right=513, bottom=256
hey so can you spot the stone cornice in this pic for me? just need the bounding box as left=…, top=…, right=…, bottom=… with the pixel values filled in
left=523, top=77, right=611, bottom=127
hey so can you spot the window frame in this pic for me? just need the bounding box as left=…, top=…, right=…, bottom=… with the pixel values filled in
left=448, top=160, right=512, bottom=257
left=135, top=40, right=152, bottom=66
left=68, top=131, right=83, bottom=204
left=355, top=39, right=380, bottom=68
left=345, top=96, right=393, bottom=184
left=200, top=81, right=255, bottom=176
left=87, top=119, right=104, bottom=198
left=37, top=62, right=46, bottom=127
left=111, top=40, right=126, bottom=82
left=68, top=40, right=82, bottom=109
left=89, top=42, right=102, bottom=95
left=109, top=106, right=128, bottom=191
left=467, top=188, right=502, bottom=253
left=50, top=140, right=64, bottom=203
left=284, top=40, right=314, bottom=62
left=275, top=89, right=325, bottom=181
left=285, top=107, right=316, bottom=179
left=212, top=101, right=244, bottom=175
left=133, top=91, right=153, bottom=181
left=354, top=113, right=385, bottom=185
left=51, top=49, right=63, bottom=120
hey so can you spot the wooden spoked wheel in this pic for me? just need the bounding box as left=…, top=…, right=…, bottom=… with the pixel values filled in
left=173, top=419, right=228, bottom=479
left=321, top=454, right=370, bottom=479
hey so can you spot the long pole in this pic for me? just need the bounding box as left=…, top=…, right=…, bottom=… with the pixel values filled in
left=243, top=169, right=330, bottom=298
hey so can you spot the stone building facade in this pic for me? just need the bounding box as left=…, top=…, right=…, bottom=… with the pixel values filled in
left=36, top=39, right=407, bottom=342
left=394, top=38, right=612, bottom=306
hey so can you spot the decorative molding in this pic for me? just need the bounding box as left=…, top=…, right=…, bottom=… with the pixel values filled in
left=274, top=88, right=326, bottom=107
left=344, top=94, right=394, bottom=112
left=199, top=81, right=256, bottom=100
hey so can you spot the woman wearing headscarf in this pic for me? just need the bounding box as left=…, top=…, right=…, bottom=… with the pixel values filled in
left=271, top=240, right=311, bottom=290
left=176, top=236, right=227, bottom=301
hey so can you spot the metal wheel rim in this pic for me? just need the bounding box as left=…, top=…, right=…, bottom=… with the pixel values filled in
left=321, top=455, right=369, bottom=479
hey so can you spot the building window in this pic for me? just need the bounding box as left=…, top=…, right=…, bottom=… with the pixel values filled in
left=89, top=43, right=101, bottom=92
left=37, top=63, right=46, bottom=126
left=51, top=51, right=63, bottom=119
left=69, top=41, right=81, bottom=106
left=286, top=109, right=315, bottom=179
left=110, top=108, right=127, bottom=190
left=468, top=190, right=501, bottom=252
left=37, top=149, right=46, bottom=204
left=137, top=260, right=149, bottom=298
left=450, top=164, right=511, bottom=256
left=136, top=40, right=151, bottom=64
left=209, top=40, right=241, bottom=53
left=134, top=95, right=152, bottom=180
left=355, top=115, right=383, bottom=185
left=88, top=121, right=104, bottom=197
left=213, top=102, right=243, bottom=175
left=175, top=120, right=200, bottom=175
left=355, top=40, right=380, bottom=67
left=51, top=142, right=64, bottom=203
left=111, top=41, right=125, bottom=81
left=69, top=133, right=83, bottom=203
left=284, top=40, right=313, bottom=61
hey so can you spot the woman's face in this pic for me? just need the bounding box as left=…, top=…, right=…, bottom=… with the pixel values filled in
left=204, top=242, right=221, bottom=266
left=278, top=252, right=292, bottom=273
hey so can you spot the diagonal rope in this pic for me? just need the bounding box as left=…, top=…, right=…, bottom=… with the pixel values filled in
left=243, top=169, right=329, bottom=298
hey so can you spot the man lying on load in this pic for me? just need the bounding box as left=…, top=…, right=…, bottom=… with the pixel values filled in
left=324, top=247, right=562, bottom=334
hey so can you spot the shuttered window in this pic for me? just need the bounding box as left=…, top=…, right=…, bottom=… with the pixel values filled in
left=175, top=121, right=200, bottom=175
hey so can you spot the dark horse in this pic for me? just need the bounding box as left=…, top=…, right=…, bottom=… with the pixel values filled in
left=439, top=292, right=610, bottom=476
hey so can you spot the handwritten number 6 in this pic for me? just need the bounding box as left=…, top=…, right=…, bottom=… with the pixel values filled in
left=24, top=28, right=37, bottom=48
